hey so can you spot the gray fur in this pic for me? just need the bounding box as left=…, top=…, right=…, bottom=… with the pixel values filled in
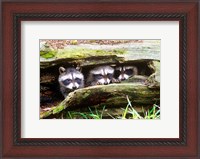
left=86, top=66, right=118, bottom=86
left=116, top=66, right=138, bottom=81
left=58, top=67, right=84, bottom=98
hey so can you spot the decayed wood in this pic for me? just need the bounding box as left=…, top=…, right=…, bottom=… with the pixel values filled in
left=40, top=83, right=160, bottom=119
left=40, top=55, right=125, bottom=69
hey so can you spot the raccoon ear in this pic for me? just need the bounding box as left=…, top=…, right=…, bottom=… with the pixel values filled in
left=76, top=65, right=82, bottom=72
left=59, top=67, right=66, bottom=74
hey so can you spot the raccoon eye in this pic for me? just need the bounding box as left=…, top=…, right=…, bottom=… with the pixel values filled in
left=75, top=78, right=82, bottom=84
left=94, top=74, right=103, bottom=80
left=125, top=69, right=133, bottom=75
left=62, top=79, right=72, bottom=85
left=107, top=73, right=113, bottom=79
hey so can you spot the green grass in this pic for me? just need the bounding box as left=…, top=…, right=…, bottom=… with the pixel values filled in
left=143, top=104, right=160, bottom=119
left=65, top=96, right=160, bottom=119
left=66, top=106, right=106, bottom=119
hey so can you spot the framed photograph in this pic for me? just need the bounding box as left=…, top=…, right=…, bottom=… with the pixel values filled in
left=1, top=1, right=199, bottom=158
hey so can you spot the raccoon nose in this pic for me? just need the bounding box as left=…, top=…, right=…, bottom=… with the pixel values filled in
left=104, top=82, right=108, bottom=85
left=121, top=75, right=125, bottom=80
left=72, top=86, right=77, bottom=89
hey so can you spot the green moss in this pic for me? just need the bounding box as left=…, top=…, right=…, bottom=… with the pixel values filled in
left=113, top=49, right=125, bottom=54
left=53, top=104, right=65, bottom=114
left=40, top=110, right=53, bottom=119
left=40, top=47, right=126, bottom=59
left=105, top=97, right=127, bottom=105
left=40, top=51, right=56, bottom=59
left=82, top=92, right=90, bottom=99
left=55, top=48, right=126, bottom=59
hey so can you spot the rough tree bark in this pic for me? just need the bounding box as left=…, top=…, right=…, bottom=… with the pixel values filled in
left=40, top=83, right=160, bottom=119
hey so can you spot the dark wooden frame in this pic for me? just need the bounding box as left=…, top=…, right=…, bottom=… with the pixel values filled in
left=1, top=0, right=199, bottom=158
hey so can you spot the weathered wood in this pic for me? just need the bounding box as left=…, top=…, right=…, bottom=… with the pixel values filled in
left=40, top=55, right=125, bottom=69
left=40, top=40, right=160, bottom=69
left=40, top=83, right=160, bottom=119
left=145, top=61, right=160, bottom=88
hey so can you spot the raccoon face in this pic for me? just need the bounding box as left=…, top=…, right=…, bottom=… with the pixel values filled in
left=87, top=66, right=115, bottom=85
left=115, top=66, right=138, bottom=81
left=58, top=67, right=84, bottom=97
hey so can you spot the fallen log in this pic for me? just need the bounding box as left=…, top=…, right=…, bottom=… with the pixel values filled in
left=40, top=83, right=160, bottom=119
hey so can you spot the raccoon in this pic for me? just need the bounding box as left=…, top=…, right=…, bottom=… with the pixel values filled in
left=115, top=66, right=138, bottom=81
left=58, top=67, right=84, bottom=98
left=86, top=65, right=118, bottom=86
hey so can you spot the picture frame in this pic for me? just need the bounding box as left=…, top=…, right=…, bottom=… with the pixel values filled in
left=1, top=0, right=199, bottom=158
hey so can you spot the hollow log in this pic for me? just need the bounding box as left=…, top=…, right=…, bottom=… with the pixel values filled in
left=40, top=83, right=160, bottom=119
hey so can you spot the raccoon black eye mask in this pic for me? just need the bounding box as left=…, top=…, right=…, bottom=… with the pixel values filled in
left=62, top=78, right=82, bottom=86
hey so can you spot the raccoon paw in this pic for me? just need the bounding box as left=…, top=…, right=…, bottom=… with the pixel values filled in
left=90, top=81, right=102, bottom=86
left=96, top=82, right=102, bottom=85
left=112, top=78, right=121, bottom=83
